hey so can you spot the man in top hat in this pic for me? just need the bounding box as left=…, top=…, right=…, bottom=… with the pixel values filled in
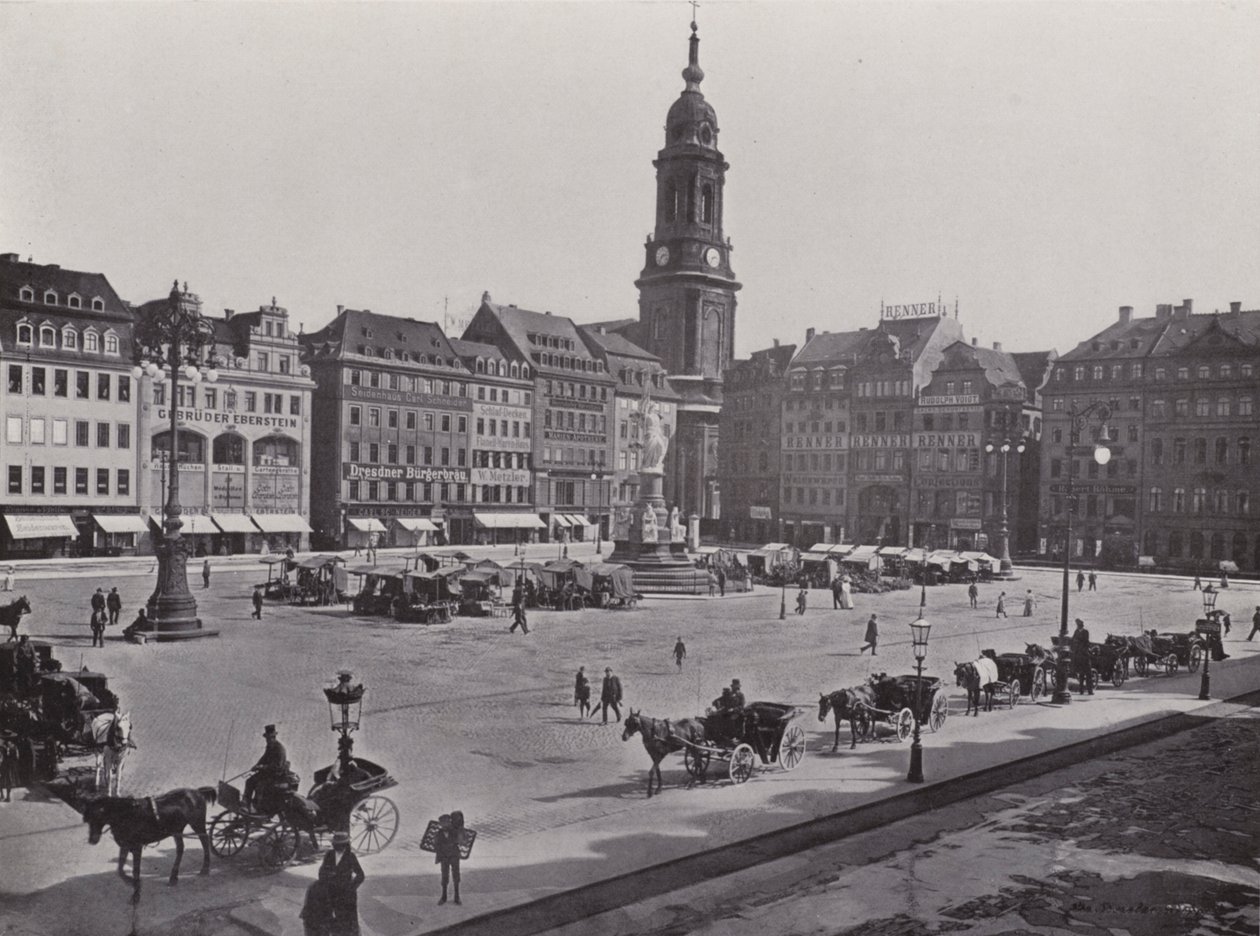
left=301, top=828, right=365, bottom=936
left=597, top=667, right=623, bottom=724
left=1069, top=618, right=1094, bottom=695
left=243, top=724, right=290, bottom=813
left=106, top=587, right=123, bottom=627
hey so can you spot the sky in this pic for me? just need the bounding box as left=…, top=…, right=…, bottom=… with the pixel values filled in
left=2, top=1, right=1258, bottom=359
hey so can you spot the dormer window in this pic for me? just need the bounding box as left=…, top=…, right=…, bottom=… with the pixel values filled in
left=497, top=361, right=506, bottom=377
left=16, top=322, right=33, bottom=345
left=19, top=286, right=33, bottom=302
left=510, top=362, right=519, bottom=378
left=43, top=290, right=58, bottom=305
left=67, top=294, right=82, bottom=309
left=62, top=326, right=78, bottom=350
left=103, top=331, right=119, bottom=354
left=90, top=297, right=104, bottom=311
left=83, top=330, right=99, bottom=352
left=39, top=325, right=56, bottom=347
left=521, top=364, right=531, bottom=380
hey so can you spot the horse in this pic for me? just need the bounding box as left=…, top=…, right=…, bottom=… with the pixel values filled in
left=1, top=595, right=31, bottom=641
left=817, top=686, right=876, bottom=751
left=83, top=785, right=217, bottom=905
left=953, top=659, right=996, bottom=716
left=90, top=711, right=134, bottom=797
left=621, top=709, right=707, bottom=797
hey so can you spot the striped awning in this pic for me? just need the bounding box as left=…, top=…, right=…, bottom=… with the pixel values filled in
left=347, top=517, right=387, bottom=533
left=4, top=514, right=78, bottom=539
left=564, top=514, right=593, bottom=527
left=474, top=512, right=546, bottom=530
left=551, top=514, right=572, bottom=528
left=93, top=514, right=150, bottom=535
left=149, top=513, right=218, bottom=534
left=394, top=517, right=439, bottom=533
left=250, top=514, right=313, bottom=534
left=211, top=514, right=259, bottom=534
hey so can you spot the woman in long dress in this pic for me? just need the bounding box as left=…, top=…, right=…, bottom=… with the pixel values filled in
left=839, top=575, right=854, bottom=610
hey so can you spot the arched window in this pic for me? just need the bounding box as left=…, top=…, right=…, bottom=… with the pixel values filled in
left=701, top=183, right=713, bottom=223
left=664, top=181, right=678, bottom=221
left=67, top=294, right=81, bottom=309
left=91, top=297, right=104, bottom=311
left=520, top=364, right=530, bottom=380
left=497, top=361, right=506, bottom=377
left=15, top=322, right=32, bottom=344
left=1189, top=531, right=1204, bottom=559
left=1210, top=532, right=1224, bottom=560
left=103, top=331, right=119, bottom=354
left=18, top=286, right=33, bottom=302
left=83, top=330, right=99, bottom=352
left=510, top=362, right=519, bottom=378
left=1215, top=437, right=1229, bottom=465
left=1172, top=487, right=1185, bottom=512
left=1167, top=530, right=1184, bottom=556
left=151, top=429, right=205, bottom=464
left=475, top=358, right=485, bottom=373
left=1191, top=487, right=1206, bottom=514
left=1217, top=396, right=1231, bottom=416
left=39, top=325, right=55, bottom=347
left=1193, top=438, right=1207, bottom=464
left=1213, top=489, right=1228, bottom=513
left=1231, top=532, right=1247, bottom=565
left=253, top=435, right=298, bottom=468
left=1239, top=492, right=1251, bottom=515
left=1239, top=437, right=1252, bottom=466
left=1142, top=529, right=1158, bottom=556
left=1197, top=364, right=1210, bottom=379
left=212, top=433, right=245, bottom=464
left=62, top=326, right=77, bottom=349
left=1150, top=438, right=1163, bottom=465
left=1147, top=487, right=1161, bottom=512
left=43, top=289, right=57, bottom=305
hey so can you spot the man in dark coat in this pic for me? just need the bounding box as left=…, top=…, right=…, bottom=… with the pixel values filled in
left=89, top=609, right=107, bottom=648
left=243, top=724, right=289, bottom=812
left=14, top=635, right=36, bottom=692
left=573, top=667, right=591, bottom=718
left=1248, top=606, right=1260, bottom=641
left=301, top=829, right=365, bottom=936
left=1075, top=571, right=1085, bottom=592
left=90, top=588, right=106, bottom=618
left=252, top=587, right=264, bottom=619
left=598, top=667, right=623, bottom=724
left=434, top=813, right=463, bottom=905
left=106, top=587, right=122, bottom=626
left=716, top=567, right=726, bottom=596
left=1069, top=618, right=1094, bottom=695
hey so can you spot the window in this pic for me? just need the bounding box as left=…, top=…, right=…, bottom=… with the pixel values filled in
left=96, top=468, right=109, bottom=495
left=387, top=409, right=398, bottom=429
left=367, top=443, right=380, bottom=463
left=349, top=405, right=361, bottom=426
left=31, top=367, right=45, bottom=395
left=7, top=466, right=20, bottom=494
left=75, top=420, right=89, bottom=446
left=1131, top=363, right=1143, bottom=378
left=117, top=468, right=130, bottom=496
left=1238, top=491, right=1250, bottom=515
left=1242, top=364, right=1254, bottom=378
left=279, top=356, right=290, bottom=375
left=1127, top=425, right=1139, bottom=443
left=84, top=330, right=99, bottom=352
left=1174, top=399, right=1188, bottom=417
left=117, top=424, right=131, bottom=449
left=52, top=466, right=67, bottom=494
left=29, top=418, right=45, bottom=444
left=1197, top=364, right=1210, bottom=379
left=6, top=416, right=22, bottom=444
left=6, top=365, right=20, bottom=393
left=1174, top=438, right=1186, bottom=464
left=31, top=467, right=44, bottom=494
left=1172, top=487, right=1185, bottom=512
left=104, top=333, right=118, bottom=354
left=1194, top=437, right=1207, bottom=464
left=1239, top=437, right=1251, bottom=466
left=368, top=408, right=380, bottom=427
left=290, top=396, right=300, bottom=416
left=457, top=416, right=467, bottom=433
left=441, top=414, right=451, bottom=432
left=39, top=324, right=56, bottom=346
left=76, top=371, right=89, bottom=399
left=97, top=373, right=111, bottom=401
left=1150, top=438, right=1163, bottom=465
left=1195, top=398, right=1210, bottom=417
left=117, top=375, right=131, bottom=403
left=256, top=352, right=269, bottom=372
left=1150, top=399, right=1166, bottom=418
left=1148, top=487, right=1161, bottom=512
left=1215, top=437, right=1229, bottom=465
left=97, top=422, right=110, bottom=447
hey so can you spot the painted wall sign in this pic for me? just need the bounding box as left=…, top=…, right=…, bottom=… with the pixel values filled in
left=345, top=385, right=472, bottom=411
left=850, top=434, right=911, bottom=449
left=158, top=408, right=300, bottom=430
left=1048, top=483, right=1135, bottom=495
left=915, top=432, right=980, bottom=449
left=951, top=518, right=983, bottom=530
left=880, top=301, right=944, bottom=321
left=343, top=464, right=469, bottom=483
left=470, top=468, right=532, bottom=487
left=853, top=474, right=905, bottom=484
left=783, top=435, right=847, bottom=449
left=749, top=506, right=772, bottom=519
left=918, top=394, right=980, bottom=407
left=915, top=475, right=983, bottom=489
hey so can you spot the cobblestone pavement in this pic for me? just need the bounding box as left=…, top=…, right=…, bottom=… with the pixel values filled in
left=2, top=556, right=1257, bottom=936
left=541, top=707, right=1260, bottom=936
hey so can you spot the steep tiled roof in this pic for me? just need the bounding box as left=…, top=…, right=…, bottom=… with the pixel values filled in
left=579, top=325, right=657, bottom=361
left=788, top=330, right=868, bottom=365
left=470, top=300, right=612, bottom=379
left=1148, top=309, right=1260, bottom=354
left=1010, top=350, right=1056, bottom=396
left=0, top=255, right=130, bottom=319
left=301, top=308, right=461, bottom=367
left=449, top=337, right=506, bottom=365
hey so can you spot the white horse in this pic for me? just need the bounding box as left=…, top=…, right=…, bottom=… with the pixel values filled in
left=90, top=711, right=134, bottom=796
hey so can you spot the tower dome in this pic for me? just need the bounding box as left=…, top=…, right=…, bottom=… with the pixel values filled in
left=664, top=22, right=718, bottom=149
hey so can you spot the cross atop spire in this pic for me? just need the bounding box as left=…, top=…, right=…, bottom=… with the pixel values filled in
left=689, top=0, right=700, bottom=30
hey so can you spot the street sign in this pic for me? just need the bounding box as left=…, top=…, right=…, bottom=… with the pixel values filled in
left=1196, top=619, right=1221, bottom=636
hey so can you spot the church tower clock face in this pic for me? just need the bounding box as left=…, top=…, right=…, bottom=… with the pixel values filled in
left=655, top=246, right=671, bottom=266
left=704, top=247, right=720, bottom=268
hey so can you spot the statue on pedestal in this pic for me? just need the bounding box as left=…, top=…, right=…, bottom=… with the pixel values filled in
left=641, top=507, right=659, bottom=544
left=633, top=386, right=669, bottom=476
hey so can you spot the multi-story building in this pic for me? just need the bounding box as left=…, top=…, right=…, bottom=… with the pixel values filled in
left=448, top=337, right=541, bottom=544
left=0, top=253, right=144, bottom=558
left=719, top=341, right=796, bottom=544
left=1043, top=300, right=1259, bottom=571
left=462, top=296, right=615, bottom=542
left=134, top=292, right=316, bottom=554
left=579, top=324, right=679, bottom=525
left=302, top=308, right=473, bottom=549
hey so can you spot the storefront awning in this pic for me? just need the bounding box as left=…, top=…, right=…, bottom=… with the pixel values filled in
left=4, top=514, right=79, bottom=540
left=565, top=514, right=593, bottom=527
left=394, top=517, right=439, bottom=533
left=550, top=515, right=572, bottom=528
left=93, top=514, right=150, bottom=535
left=347, top=517, right=387, bottom=533
left=474, top=512, right=546, bottom=530
left=250, top=514, right=313, bottom=534
left=211, top=514, right=259, bottom=534
left=149, top=513, right=218, bottom=534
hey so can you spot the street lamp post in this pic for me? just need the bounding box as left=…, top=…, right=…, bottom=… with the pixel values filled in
left=1198, top=586, right=1218, bottom=700
left=132, top=281, right=218, bottom=639
left=906, top=616, right=931, bottom=783
left=1052, top=402, right=1112, bottom=704
left=324, top=669, right=365, bottom=831
left=984, top=436, right=1026, bottom=579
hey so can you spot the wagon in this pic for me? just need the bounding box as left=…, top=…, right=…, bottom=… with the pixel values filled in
left=1150, top=630, right=1206, bottom=673
left=1119, top=632, right=1179, bottom=677
left=209, top=757, right=399, bottom=869
left=862, top=674, right=948, bottom=741
left=1091, top=639, right=1131, bottom=686
left=679, top=702, right=808, bottom=784
left=980, top=649, right=1057, bottom=703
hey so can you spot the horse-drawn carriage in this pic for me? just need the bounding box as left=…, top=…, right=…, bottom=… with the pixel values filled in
left=1147, top=630, right=1206, bottom=673
left=868, top=674, right=948, bottom=737
left=1113, top=632, right=1179, bottom=677
left=979, top=647, right=1058, bottom=704
left=209, top=757, right=400, bottom=869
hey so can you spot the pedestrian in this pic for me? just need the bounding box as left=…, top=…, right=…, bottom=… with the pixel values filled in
left=90, top=587, right=106, bottom=620
left=103, top=589, right=122, bottom=629
left=831, top=577, right=843, bottom=609
left=434, top=812, right=463, bottom=906
left=1076, top=570, right=1085, bottom=592
left=89, top=609, right=106, bottom=648
left=1088, top=571, right=1097, bottom=591
left=859, top=613, right=878, bottom=655
left=1249, top=606, right=1260, bottom=641
left=673, top=637, right=687, bottom=671
left=839, top=574, right=853, bottom=610
left=1070, top=618, right=1094, bottom=695
left=1022, top=589, right=1035, bottom=617
left=1220, top=572, right=1230, bottom=589
left=1, top=565, right=13, bottom=592
left=996, top=591, right=1008, bottom=618
left=252, top=586, right=264, bottom=619
left=1193, top=574, right=1202, bottom=591
left=0, top=733, right=17, bottom=801
left=716, top=567, right=726, bottom=597
left=598, top=667, right=623, bottom=724
left=202, top=558, right=211, bottom=589
left=123, top=608, right=148, bottom=641
left=14, top=635, right=36, bottom=693
left=260, top=539, right=271, bottom=556
left=574, top=667, right=591, bottom=718
left=707, top=572, right=717, bottom=597
left=509, top=600, right=529, bottom=634
left=1221, top=611, right=1232, bottom=636
left=968, top=581, right=979, bottom=609
left=300, top=829, right=365, bottom=936
left=795, top=586, right=807, bottom=616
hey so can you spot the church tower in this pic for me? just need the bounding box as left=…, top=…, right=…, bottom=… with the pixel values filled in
left=636, top=21, right=741, bottom=519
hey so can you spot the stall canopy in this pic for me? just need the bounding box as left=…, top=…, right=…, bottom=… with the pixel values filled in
left=251, top=514, right=313, bottom=534
left=926, top=550, right=957, bottom=568
left=473, top=559, right=515, bottom=586
left=959, top=551, right=999, bottom=566
left=1219, top=560, right=1239, bottom=573
left=4, top=514, right=78, bottom=539
left=473, top=512, right=546, bottom=529
left=211, top=514, right=259, bottom=534
left=93, top=515, right=150, bottom=535
left=841, top=545, right=880, bottom=567
left=348, top=563, right=406, bottom=578
left=296, top=554, right=343, bottom=570
left=149, top=513, right=217, bottom=534
left=394, top=517, right=439, bottom=533
left=347, top=517, right=387, bottom=533
left=877, top=546, right=909, bottom=558
left=588, top=563, right=636, bottom=598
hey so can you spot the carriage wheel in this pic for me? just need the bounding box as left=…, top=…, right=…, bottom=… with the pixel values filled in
left=728, top=744, right=756, bottom=784
left=1007, top=679, right=1020, bottom=708
left=208, top=814, right=248, bottom=857
left=894, top=708, right=915, bottom=742
left=1110, top=662, right=1126, bottom=687
left=1133, top=655, right=1148, bottom=677
left=1188, top=645, right=1203, bottom=673
left=257, top=822, right=297, bottom=870
left=1162, top=654, right=1179, bottom=675
left=929, top=691, right=948, bottom=732
left=349, top=796, right=399, bottom=855
left=1030, top=668, right=1047, bottom=702
left=684, top=748, right=712, bottom=778
left=777, top=725, right=806, bottom=771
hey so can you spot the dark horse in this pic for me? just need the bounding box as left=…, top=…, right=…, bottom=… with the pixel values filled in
left=1, top=595, right=32, bottom=641
left=621, top=709, right=707, bottom=797
left=84, top=786, right=217, bottom=905
left=817, top=686, right=876, bottom=751
left=953, top=661, right=995, bottom=715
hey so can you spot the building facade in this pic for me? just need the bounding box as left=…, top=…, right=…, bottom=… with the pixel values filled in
left=302, top=308, right=474, bottom=549
left=134, top=294, right=316, bottom=554
left=0, top=253, right=144, bottom=558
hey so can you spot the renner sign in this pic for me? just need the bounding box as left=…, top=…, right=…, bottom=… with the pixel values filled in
left=880, top=301, right=944, bottom=321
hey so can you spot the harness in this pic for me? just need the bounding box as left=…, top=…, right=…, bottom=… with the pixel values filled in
left=145, top=796, right=159, bottom=823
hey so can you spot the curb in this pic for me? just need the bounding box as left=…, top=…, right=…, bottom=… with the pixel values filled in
left=415, top=687, right=1260, bottom=936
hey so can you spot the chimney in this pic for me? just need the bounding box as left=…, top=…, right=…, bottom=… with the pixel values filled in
left=482, top=290, right=492, bottom=303
left=1174, top=300, right=1192, bottom=320
left=1156, top=303, right=1172, bottom=319
left=773, top=338, right=779, bottom=347
left=0, top=253, right=18, bottom=263
left=971, top=337, right=978, bottom=347
left=1118, top=305, right=1133, bottom=324
left=598, top=326, right=606, bottom=334
left=805, top=327, right=815, bottom=343
left=224, top=309, right=234, bottom=321
left=336, top=304, right=344, bottom=315
left=1229, top=301, right=1241, bottom=314
left=992, top=341, right=1002, bottom=352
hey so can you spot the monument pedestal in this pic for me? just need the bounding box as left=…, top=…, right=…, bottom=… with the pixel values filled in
left=608, top=472, right=710, bottom=594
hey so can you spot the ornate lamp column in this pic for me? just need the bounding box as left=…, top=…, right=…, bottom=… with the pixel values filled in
left=132, top=281, right=218, bottom=640
left=984, top=436, right=1026, bottom=579
left=1198, top=586, right=1218, bottom=700
left=906, top=616, right=931, bottom=783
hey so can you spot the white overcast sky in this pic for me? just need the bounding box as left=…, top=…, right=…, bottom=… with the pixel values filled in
left=2, top=1, right=1258, bottom=358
